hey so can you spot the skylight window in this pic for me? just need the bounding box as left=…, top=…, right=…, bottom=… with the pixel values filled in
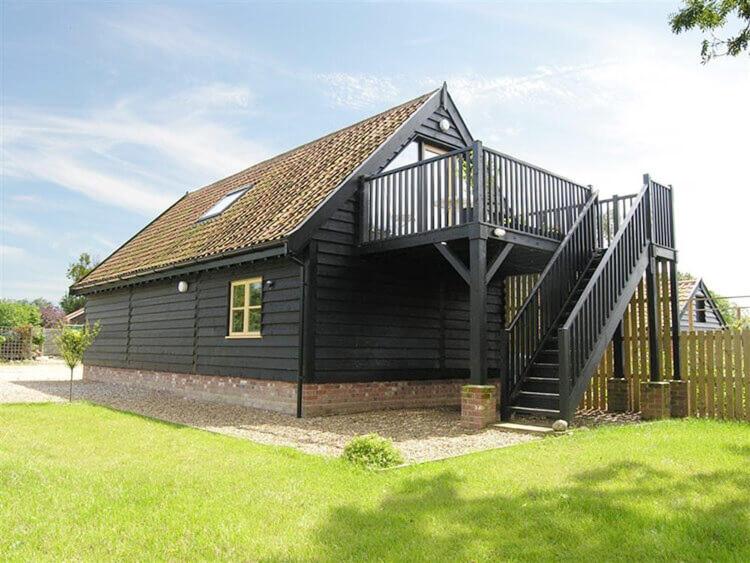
left=198, top=186, right=249, bottom=222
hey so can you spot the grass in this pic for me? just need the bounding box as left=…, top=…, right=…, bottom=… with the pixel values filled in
left=1, top=403, right=749, bottom=561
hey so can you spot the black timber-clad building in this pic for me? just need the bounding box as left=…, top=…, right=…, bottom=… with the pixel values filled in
left=72, top=84, right=681, bottom=420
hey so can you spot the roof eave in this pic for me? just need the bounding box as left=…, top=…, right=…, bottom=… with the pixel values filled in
left=71, top=240, right=288, bottom=295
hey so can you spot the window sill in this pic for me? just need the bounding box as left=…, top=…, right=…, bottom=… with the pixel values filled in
left=225, top=334, right=262, bottom=340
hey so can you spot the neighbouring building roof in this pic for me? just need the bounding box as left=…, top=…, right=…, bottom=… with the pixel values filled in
left=677, top=276, right=728, bottom=328
left=64, top=307, right=86, bottom=325
left=73, top=91, right=435, bottom=291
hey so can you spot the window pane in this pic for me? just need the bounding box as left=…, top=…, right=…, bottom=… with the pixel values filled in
left=231, top=310, right=245, bottom=333
left=249, top=281, right=262, bottom=306
left=248, top=310, right=261, bottom=333
left=232, top=284, right=245, bottom=308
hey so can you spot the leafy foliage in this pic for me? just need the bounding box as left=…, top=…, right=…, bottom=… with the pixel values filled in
left=66, top=253, right=98, bottom=283
left=60, top=253, right=99, bottom=314
left=342, top=434, right=404, bottom=469
left=55, top=322, right=100, bottom=371
left=39, top=305, right=65, bottom=328
left=670, top=0, right=750, bottom=62
left=59, top=293, right=86, bottom=315
left=0, top=300, right=42, bottom=327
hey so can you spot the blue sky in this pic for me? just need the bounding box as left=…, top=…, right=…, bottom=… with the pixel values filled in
left=2, top=1, right=749, bottom=303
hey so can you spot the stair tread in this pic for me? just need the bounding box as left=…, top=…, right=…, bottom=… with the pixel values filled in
left=519, top=391, right=559, bottom=397
left=509, top=406, right=561, bottom=417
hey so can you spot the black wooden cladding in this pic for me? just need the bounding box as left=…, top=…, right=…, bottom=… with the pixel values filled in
left=312, top=196, right=504, bottom=383
left=85, top=258, right=301, bottom=381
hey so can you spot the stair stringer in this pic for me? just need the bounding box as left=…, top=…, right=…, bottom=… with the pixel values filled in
left=560, top=250, right=650, bottom=420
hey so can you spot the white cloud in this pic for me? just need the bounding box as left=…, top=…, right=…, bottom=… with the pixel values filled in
left=2, top=86, right=272, bottom=216
left=0, top=218, right=42, bottom=239
left=103, top=7, right=239, bottom=60
left=0, top=245, right=26, bottom=259
left=316, top=73, right=400, bottom=110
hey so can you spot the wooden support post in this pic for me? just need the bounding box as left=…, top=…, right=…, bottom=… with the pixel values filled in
left=611, top=195, right=625, bottom=379
left=469, top=235, right=488, bottom=385
left=646, top=257, right=661, bottom=382
left=669, top=260, right=682, bottom=381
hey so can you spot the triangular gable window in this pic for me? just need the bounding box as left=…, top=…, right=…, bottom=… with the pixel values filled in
left=198, top=186, right=250, bottom=222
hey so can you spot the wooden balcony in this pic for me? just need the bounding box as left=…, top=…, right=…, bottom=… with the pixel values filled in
left=359, top=141, right=592, bottom=256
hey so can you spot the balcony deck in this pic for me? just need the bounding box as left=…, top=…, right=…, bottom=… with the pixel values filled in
left=358, top=142, right=591, bottom=261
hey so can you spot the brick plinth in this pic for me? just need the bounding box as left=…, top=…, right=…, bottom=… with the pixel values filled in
left=302, top=379, right=500, bottom=417
left=640, top=381, right=671, bottom=420
left=607, top=378, right=630, bottom=413
left=84, top=365, right=298, bottom=414
left=461, top=385, right=498, bottom=429
left=85, top=364, right=501, bottom=417
left=670, top=380, right=691, bottom=418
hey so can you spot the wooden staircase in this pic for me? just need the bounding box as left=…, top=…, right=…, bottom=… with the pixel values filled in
left=505, top=177, right=675, bottom=421
left=510, top=250, right=604, bottom=418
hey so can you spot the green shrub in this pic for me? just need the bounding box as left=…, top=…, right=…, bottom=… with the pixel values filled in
left=0, top=300, right=42, bottom=327
left=32, top=331, right=45, bottom=348
left=342, top=434, right=403, bottom=469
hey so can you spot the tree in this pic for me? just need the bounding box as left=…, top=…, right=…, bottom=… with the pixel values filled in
left=56, top=322, right=100, bottom=401
left=59, top=293, right=87, bottom=315
left=670, top=0, right=750, bottom=63
left=60, top=253, right=99, bottom=314
left=66, top=253, right=97, bottom=283
left=0, top=300, right=42, bottom=327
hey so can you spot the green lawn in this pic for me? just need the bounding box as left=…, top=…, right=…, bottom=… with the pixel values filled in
left=1, top=404, right=749, bottom=561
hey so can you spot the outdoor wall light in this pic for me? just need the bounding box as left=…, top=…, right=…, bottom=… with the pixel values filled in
left=439, top=118, right=451, bottom=132
left=177, top=280, right=189, bottom=293
left=493, top=227, right=507, bottom=238
left=265, top=279, right=275, bottom=289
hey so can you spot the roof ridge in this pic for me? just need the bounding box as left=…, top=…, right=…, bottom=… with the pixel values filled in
left=188, top=88, right=438, bottom=197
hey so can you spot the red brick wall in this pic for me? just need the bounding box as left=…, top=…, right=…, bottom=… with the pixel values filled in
left=83, top=365, right=298, bottom=415
left=84, top=364, right=500, bottom=417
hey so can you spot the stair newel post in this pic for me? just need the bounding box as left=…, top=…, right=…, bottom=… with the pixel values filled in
left=611, top=194, right=625, bottom=379
left=643, top=175, right=661, bottom=383
left=472, top=140, right=484, bottom=223
left=667, top=183, right=681, bottom=381
left=558, top=327, right=571, bottom=420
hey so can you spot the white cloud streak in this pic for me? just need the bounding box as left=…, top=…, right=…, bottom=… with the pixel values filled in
left=316, top=73, right=400, bottom=110
left=3, top=85, right=271, bottom=216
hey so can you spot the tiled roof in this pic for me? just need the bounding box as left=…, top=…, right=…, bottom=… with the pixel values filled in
left=73, top=91, right=434, bottom=290
left=677, top=278, right=699, bottom=309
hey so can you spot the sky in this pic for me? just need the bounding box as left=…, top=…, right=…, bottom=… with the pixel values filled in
left=1, top=1, right=749, bottom=304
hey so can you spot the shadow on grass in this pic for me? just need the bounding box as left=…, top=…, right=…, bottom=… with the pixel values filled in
left=314, top=461, right=750, bottom=560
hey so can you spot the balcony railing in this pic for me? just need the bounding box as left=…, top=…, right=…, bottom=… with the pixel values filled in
left=360, top=141, right=592, bottom=244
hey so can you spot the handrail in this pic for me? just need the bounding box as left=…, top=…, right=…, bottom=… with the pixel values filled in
left=558, top=183, right=652, bottom=417
left=508, top=191, right=599, bottom=330
left=369, top=146, right=471, bottom=180
left=482, top=147, right=591, bottom=239
left=360, top=140, right=593, bottom=245
left=505, top=191, right=600, bottom=397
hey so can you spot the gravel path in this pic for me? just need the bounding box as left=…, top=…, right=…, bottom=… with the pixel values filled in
left=0, top=361, right=639, bottom=463
left=0, top=372, right=536, bottom=463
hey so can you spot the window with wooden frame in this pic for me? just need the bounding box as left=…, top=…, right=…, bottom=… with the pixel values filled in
left=228, top=277, right=262, bottom=338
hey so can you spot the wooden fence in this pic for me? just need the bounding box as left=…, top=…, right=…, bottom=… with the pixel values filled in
left=507, top=265, right=750, bottom=422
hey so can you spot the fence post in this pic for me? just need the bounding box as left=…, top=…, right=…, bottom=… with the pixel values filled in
left=669, top=260, right=682, bottom=381
left=472, top=140, right=484, bottom=223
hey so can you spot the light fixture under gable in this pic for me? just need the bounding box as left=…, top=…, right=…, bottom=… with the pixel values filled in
left=439, top=118, right=451, bottom=132
left=197, top=185, right=250, bottom=222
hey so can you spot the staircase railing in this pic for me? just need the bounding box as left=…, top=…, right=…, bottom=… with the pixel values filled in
left=505, top=191, right=600, bottom=400
left=558, top=183, right=652, bottom=419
